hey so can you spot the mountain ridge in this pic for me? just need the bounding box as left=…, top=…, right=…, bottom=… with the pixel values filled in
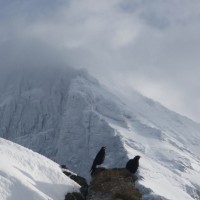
left=0, top=67, right=200, bottom=199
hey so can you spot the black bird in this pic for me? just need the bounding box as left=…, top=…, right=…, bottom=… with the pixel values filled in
left=90, top=146, right=106, bottom=175
left=126, top=155, right=141, bottom=174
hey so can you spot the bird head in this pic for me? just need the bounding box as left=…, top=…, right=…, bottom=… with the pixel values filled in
left=134, top=155, right=141, bottom=160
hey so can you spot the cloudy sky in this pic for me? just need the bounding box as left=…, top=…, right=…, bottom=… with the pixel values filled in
left=0, top=0, right=200, bottom=122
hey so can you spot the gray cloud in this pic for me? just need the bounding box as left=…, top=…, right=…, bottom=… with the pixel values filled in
left=1, top=0, right=200, bottom=122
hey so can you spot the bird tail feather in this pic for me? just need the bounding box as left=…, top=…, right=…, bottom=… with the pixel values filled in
left=90, top=164, right=96, bottom=175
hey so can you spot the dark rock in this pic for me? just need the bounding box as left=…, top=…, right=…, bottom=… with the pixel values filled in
left=62, top=167, right=88, bottom=199
left=70, top=175, right=88, bottom=188
left=63, top=170, right=73, bottom=177
left=70, top=175, right=88, bottom=197
left=65, top=192, right=85, bottom=200
left=61, top=165, right=69, bottom=169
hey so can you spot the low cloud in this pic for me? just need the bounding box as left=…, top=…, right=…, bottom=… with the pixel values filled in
left=1, top=0, right=200, bottom=122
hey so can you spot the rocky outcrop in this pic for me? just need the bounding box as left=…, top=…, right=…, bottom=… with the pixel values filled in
left=87, top=168, right=142, bottom=200
left=62, top=166, right=142, bottom=200
left=61, top=165, right=88, bottom=200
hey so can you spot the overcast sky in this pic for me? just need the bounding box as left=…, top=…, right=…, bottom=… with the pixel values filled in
left=0, top=0, right=200, bottom=122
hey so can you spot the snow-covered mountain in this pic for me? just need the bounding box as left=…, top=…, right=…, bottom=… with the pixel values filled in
left=0, top=67, right=200, bottom=200
left=0, top=138, right=79, bottom=200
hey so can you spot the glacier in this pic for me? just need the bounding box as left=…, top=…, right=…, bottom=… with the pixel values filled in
left=0, top=66, right=200, bottom=200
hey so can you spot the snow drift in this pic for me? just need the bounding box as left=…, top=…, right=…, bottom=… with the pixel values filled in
left=0, top=138, right=79, bottom=200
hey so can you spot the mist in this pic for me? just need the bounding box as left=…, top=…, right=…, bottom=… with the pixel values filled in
left=1, top=0, right=200, bottom=122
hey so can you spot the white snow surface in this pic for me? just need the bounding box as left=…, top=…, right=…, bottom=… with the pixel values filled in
left=0, top=67, right=200, bottom=200
left=0, top=138, right=79, bottom=200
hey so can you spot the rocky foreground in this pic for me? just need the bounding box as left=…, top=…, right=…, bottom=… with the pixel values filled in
left=64, top=167, right=142, bottom=200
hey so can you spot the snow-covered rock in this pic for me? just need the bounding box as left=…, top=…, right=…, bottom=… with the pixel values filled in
left=0, top=67, right=200, bottom=200
left=0, top=138, right=80, bottom=200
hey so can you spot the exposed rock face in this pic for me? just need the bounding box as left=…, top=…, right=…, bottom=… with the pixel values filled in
left=63, top=166, right=142, bottom=200
left=87, top=168, right=142, bottom=200
left=62, top=165, right=88, bottom=200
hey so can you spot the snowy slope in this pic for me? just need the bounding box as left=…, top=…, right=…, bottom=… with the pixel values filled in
left=0, top=138, right=79, bottom=200
left=0, top=67, right=200, bottom=199
left=113, top=90, right=200, bottom=199
left=0, top=67, right=128, bottom=179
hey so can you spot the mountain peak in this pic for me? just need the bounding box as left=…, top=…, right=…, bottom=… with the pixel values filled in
left=0, top=67, right=200, bottom=199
